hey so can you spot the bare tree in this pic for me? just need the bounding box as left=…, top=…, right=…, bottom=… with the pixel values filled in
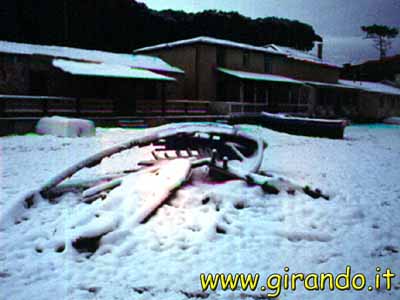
left=361, top=24, right=399, bottom=59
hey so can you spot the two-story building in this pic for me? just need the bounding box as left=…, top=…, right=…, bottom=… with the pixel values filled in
left=135, top=36, right=400, bottom=120
left=135, top=37, right=315, bottom=114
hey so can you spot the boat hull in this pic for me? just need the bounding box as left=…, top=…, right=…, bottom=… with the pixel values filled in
left=230, top=112, right=349, bottom=139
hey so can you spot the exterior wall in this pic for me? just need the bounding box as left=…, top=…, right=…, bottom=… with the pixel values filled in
left=0, top=54, right=31, bottom=94
left=220, top=47, right=265, bottom=73
left=197, top=44, right=217, bottom=101
left=140, top=46, right=196, bottom=99
left=269, top=55, right=340, bottom=83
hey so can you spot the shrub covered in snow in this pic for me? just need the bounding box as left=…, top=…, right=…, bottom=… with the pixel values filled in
left=36, top=116, right=96, bottom=137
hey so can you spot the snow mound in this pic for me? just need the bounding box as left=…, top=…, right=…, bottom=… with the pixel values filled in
left=36, top=116, right=96, bottom=137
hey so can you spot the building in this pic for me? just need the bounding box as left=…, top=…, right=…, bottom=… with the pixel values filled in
left=1, top=38, right=399, bottom=124
left=0, top=40, right=183, bottom=117
left=135, top=36, right=343, bottom=115
left=342, top=55, right=400, bottom=83
left=135, top=36, right=400, bottom=120
left=263, top=44, right=360, bottom=118
left=339, top=80, right=400, bottom=120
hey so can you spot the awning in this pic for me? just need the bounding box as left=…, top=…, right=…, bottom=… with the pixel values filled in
left=305, top=80, right=360, bottom=91
left=53, top=59, right=175, bottom=81
left=217, top=67, right=304, bottom=85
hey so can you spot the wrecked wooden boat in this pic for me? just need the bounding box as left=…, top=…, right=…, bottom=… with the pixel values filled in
left=2, top=122, right=328, bottom=255
left=230, top=112, right=349, bottom=139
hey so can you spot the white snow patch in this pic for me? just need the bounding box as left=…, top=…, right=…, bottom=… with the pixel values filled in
left=0, top=124, right=399, bottom=300
left=265, top=44, right=342, bottom=68
left=53, top=59, right=175, bottom=81
left=135, top=36, right=283, bottom=56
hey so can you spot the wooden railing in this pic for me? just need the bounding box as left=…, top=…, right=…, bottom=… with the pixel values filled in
left=210, top=101, right=309, bottom=114
left=136, top=99, right=211, bottom=115
left=0, top=95, right=114, bottom=116
left=210, top=102, right=269, bottom=114
left=0, top=95, right=308, bottom=118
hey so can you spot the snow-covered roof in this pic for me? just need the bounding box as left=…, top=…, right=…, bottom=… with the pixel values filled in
left=135, top=36, right=284, bottom=56
left=265, top=44, right=342, bottom=69
left=217, top=67, right=304, bottom=85
left=339, top=79, right=400, bottom=96
left=305, top=80, right=360, bottom=90
left=0, top=40, right=184, bottom=74
left=53, top=59, right=175, bottom=81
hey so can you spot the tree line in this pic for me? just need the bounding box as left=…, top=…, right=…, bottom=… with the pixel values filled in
left=1, top=0, right=322, bottom=52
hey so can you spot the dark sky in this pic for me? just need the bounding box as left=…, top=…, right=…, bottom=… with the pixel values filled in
left=139, top=0, right=400, bottom=64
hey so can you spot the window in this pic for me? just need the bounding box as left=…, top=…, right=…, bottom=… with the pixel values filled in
left=217, top=48, right=226, bottom=67
left=264, top=55, right=272, bottom=73
left=243, top=51, right=250, bottom=68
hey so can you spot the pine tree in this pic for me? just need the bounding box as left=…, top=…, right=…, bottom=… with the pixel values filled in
left=361, top=24, right=399, bottom=59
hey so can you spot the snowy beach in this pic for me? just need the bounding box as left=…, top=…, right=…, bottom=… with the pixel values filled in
left=0, top=124, right=399, bottom=300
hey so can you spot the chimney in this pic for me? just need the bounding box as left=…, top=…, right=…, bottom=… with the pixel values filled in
left=317, top=42, right=323, bottom=60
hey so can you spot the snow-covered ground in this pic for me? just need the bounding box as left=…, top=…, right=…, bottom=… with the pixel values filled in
left=0, top=124, right=399, bottom=300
